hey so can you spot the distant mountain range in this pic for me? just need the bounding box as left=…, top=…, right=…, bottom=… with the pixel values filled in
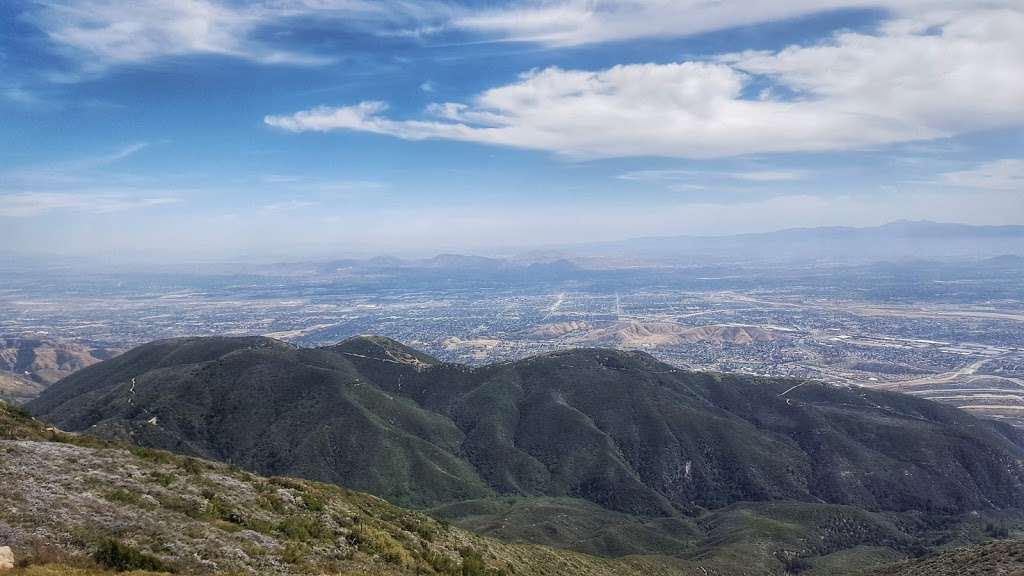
left=25, top=335, right=1024, bottom=572
left=574, top=220, right=1024, bottom=264
left=4, top=221, right=1021, bottom=271
left=300, top=221, right=1024, bottom=268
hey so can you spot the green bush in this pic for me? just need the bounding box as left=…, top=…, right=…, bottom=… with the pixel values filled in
left=177, top=458, right=204, bottom=475
left=351, top=525, right=412, bottom=566
left=104, top=488, right=143, bottom=506
left=158, top=494, right=204, bottom=519
left=93, top=539, right=171, bottom=572
left=129, top=446, right=177, bottom=465
left=460, top=548, right=489, bottom=576
left=400, top=516, right=437, bottom=541
left=147, top=471, right=176, bottom=487
left=270, top=476, right=306, bottom=490
left=301, top=492, right=326, bottom=512
left=277, top=514, right=327, bottom=542
left=423, top=549, right=459, bottom=574
left=281, top=541, right=308, bottom=564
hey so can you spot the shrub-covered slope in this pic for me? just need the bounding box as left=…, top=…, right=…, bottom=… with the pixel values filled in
left=870, top=538, right=1024, bottom=576
left=7, top=401, right=1021, bottom=576
left=0, top=401, right=687, bottom=576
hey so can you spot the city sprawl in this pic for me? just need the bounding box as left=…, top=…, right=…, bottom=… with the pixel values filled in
left=3, top=256, right=1022, bottom=426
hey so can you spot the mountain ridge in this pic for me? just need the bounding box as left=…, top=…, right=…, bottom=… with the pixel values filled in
left=21, top=336, right=1024, bottom=573
left=573, top=220, right=1024, bottom=263
left=29, top=335, right=1024, bottom=517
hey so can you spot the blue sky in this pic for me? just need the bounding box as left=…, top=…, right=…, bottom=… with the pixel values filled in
left=1, top=1, right=1022, bottom=261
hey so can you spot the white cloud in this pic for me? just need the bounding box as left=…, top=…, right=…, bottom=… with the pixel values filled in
left=25, top=0, right=449, bottom=73
left=31, top=1, right=293, bottom=68
left=617, top=170, right=699, bottom=182
left=0, top=192, right=179, bottom=218
left=730, top=171, right=810, bottom=182
left=669, top=183, right=708, bottom=192
left=420, top=80, right=436, bottom=93
left=722, top=7, right=1024, bottom=138
left=25, top=0, right=1014, bottom=82
left=452, top=0, right=940, bottom=47
left=939, top=159, right=1024, bottom=191
left=259, top=200, right=317, bottom=213
left=266, top=5, right=1024, bottom=159
left=618, top=169, right=810, bottom=182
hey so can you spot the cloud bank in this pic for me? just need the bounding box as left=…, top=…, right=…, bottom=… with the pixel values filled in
left=265, top=6, right=1024, bottom=159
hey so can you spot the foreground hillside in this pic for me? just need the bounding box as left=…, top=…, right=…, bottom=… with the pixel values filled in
left=25, top=336, right=1024, bottom=572
left=7, top=403, right=1023, bottom=576
left=871, top=538, right=1024, bottom=576
left=0, top=401, right=686, bottom=576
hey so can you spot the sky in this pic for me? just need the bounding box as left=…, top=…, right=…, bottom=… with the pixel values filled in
left=1, top=0, right=1022, bottom=261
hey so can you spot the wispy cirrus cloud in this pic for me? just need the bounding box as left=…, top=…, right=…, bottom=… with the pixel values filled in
left=2, top=85, right=42, bottom=106
left=617, top=170, right=699, bottom=182
left=451, top=0, right=961, bottom=47
left=938, top=159, right=1024, bottom=191
left=619, top=169, right=811, bottom=182
left=0, top=142, right=179, bottom=218
left=0, top=192, right=179, bottom=218
left=22, top=0, right=453, bottom=77
left=259, top=200, right=317, bottom=213
left=27, top=0, right=329, bottom=71
left=266, top=5, right=1024, bottom=159
left=66, top=142, right=150, bottom=170
left=731, top=171, right=811, bottom=182
left=3, top=142, right=151, bottom=186
left=258, top=174, right=389, bottom=194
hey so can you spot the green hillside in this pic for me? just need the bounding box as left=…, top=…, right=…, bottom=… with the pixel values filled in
left=24, top=336, right=1024, bottom=572
left=7, top=399, right=1020, bottom=576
